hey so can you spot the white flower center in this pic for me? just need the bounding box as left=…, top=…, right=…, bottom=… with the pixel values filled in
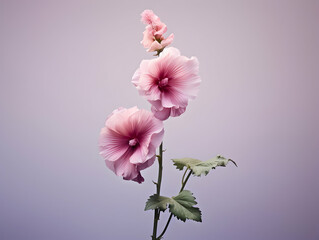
left=158, top=77, right=169, bottom=87
left=129, top=138, right=138, bottom=147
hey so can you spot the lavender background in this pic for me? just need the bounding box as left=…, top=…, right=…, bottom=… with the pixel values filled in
left=1, top=0, right=319, bottom=239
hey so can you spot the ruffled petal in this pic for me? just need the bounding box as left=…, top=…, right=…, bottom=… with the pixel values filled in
left=130, top=172, right=144, bottom=183
left=161, top=47, right=181, bottom=57
left=132, top=68, right=141, bottom=87
left=146, top=128, right=164, bottom=159
left=138, top=156, right=156, bottom=171
left=141, top=10, right=157, bottom=25
left=149, top=100, right=164, bottom=111
left=99, top=127, right=130, bottom=162
left=171, top=106, right=186, bottom=117
left=148, top=40, right=163, bottom=52
left=161, top=33, right=174, bottom=47
left=152, top=106, right=171, bottom=121
left=107, top=151, right=139, bottom=180
left=154, top=22, right=167, bottom=36
left=141, top=26, right=155, bottom=49
left=130, top=145, right=148, bottom=164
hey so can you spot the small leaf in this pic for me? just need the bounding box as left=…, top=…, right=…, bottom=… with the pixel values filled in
left=169, top=190, right=202, bottom=222
left=172, top=155, right=237, bottom=177
left=144, top=194, right=171, bottom=212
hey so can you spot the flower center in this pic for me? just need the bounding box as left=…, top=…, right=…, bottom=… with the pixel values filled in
left=158, top=77, right=169, bottom=88
left=129, top=138, right=138, bottom=147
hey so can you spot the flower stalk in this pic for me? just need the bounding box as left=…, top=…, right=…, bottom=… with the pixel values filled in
left=152, top=142, right=163, bottom=240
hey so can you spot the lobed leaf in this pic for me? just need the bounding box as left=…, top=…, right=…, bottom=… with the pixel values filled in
left=169, top=190, right=202, bottom=222
left=144, top=190, right=202, bottom=222
left=172, top=155, right=237, bottom=176
left=172, top=158, right=201, bottom=170
left=144, top=194, right=171, bottom=211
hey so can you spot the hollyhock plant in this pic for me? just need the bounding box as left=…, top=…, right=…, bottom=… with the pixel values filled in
left=132, top=47, right=201, bottom=120
left=141, top=9, right=174, bottom=53
left=99, top=9, right=236, bottom=240
left=99, top=107, right=164, bottom=183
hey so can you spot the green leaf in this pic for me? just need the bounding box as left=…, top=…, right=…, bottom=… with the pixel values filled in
left=169, top=190, right=202, bottom=222
left=172, top=155, right=237, bottom=177
left=144, top=194, right=171, bottom=211
left=144, top=191, right=202, bottom=222
left=172, top=158, right=202, bottom=170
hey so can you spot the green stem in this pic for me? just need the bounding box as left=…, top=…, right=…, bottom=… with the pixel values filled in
left=157, top=213, right=173, bottom=240
left=157, top=169, right=193, bottom=240
left=152, top=142, right=163, bottom=240
left=180, top=169, right=192, bottom=192
left=157, top=143, right=163, bottom=195
left=181, top=167, right=188, bottom=185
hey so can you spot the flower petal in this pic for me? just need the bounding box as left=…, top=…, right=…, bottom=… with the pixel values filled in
left=161, top=33, right=174, bottom=47
left=99, top=128, right=130, bottom=162
left=130, top=172, right=144, bottom=183
left=171, top=106, right=186, bottom=117
left=152, top=106, right=171, bottom=121
left=138, top=156, right=156, bottom=171
left=146, top=128, right=164, bottom=159
left=141, top=27, right=155, bottom=49
left=161, top=88, right=189, bottom=108
left=148, top=40, right=163, bottom=52
left=106, top=150, right=138, bottom=180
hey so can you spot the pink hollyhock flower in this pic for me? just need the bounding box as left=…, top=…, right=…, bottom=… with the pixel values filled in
left=140, top=9, right=174, bottom=52
left=132, top=47, right=201, bottom=120
left=99, top=107, right=164, bottom=183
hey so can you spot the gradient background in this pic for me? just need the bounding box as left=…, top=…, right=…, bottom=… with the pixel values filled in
left=1, top=0, right=319, bottom=239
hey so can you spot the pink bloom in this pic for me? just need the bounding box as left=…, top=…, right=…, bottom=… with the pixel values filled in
left=132, top=47, right=201, bottom=120
left=99, top=107, right=164, bottom=183
left=140, top=9, right=174, bottom=52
